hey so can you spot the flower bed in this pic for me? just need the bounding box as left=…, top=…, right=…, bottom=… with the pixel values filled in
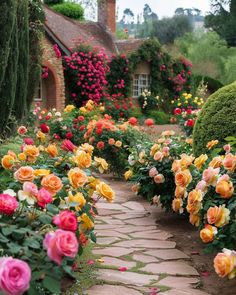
left=125, top=132, right=236, bottom=280
left=0, top=122, right=114, bottom=294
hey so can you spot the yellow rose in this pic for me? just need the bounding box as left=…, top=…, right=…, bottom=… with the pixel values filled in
left=79, top=213, right=94, bottom=231
left=206, top=140, right=219, bottom=150
left=124, top=170, right=133, bottom=181
left=180, top=154, right=195, bottom=169
left=209, top=156, right=223, bottom=168
left=194, top=154, right=208, bottom=169
left=115, top=141, right=122, bottom=148
left=66, top=192, right=86, bottom=210
left=79, top=107, right=87, bottom=114
left=94, top=157, right=109, bottom=173
left=68, top=168, right=88, bottom=189
left=207, top=205, right=230, bottom=227
left=34, top=169, right=51, bottom=178
left=189, top=213, right=200, bottom=227
left=175, top=186, right=186, bottom=198
left=200, top=225, right=217, bottom=243
left=150, top=144, right=160, bottom=157
left=18, top=153, right=26, bottom=161
left=1, top=155, right=15, bottom=169
left=186, top=189, right=203, bottom=214
left=172, top=198, right=183, bottom=213
left=96, top=182, right=115, bottom=202
left=216, top=180, right=234, bottom=199
left=36, top=131, right=46, bottom=141
left=80, top=143, right=94, bottom=155
left=23, top=145, right=40, bottom=162
left=64, top=105, right=75, bottom=112
left=45, top=144, right=58, bottom=158
left=73, top=150, right=92, bottom=169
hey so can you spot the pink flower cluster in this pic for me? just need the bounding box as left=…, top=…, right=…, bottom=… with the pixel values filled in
left=53, top=44, right=62, bottom=59
left=64, top=48, right=109, bottom=103
left=0, top=257, right=31, bottom=295
left=0, top=194, right=18, bottom=215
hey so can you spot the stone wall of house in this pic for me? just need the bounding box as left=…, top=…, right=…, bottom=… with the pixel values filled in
left=134, top=61, right=151, bottom=75
left=42, top=37, right=65, bottom=110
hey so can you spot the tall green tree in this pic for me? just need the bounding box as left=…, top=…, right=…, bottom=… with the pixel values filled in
left=205, top=0, right=236, bottom=46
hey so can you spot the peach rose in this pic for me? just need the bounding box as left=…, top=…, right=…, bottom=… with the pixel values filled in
left=223, top=144, right=231, bottom=154
left=202, top=167, right=220, bottom=186
left=172, top=160, right=181, bottom=173
left=68, top=168, right=88, bottom=189
left=1, top=155, right=15, bottom=169
left=206, top=140, right=219, bottom=150
left=175, top=186, right=186, bottom=198
left=23, top=145, right=39, bottom=161
left=209, top=156, right=223, bottom=168
left=96, top=182, right=115, bottom=202
left=207, top=205, right=230, bottom=227
left=45, top=144, right=58, bottom=158
left=172, top=198, right=183, bottom=213
left=216, top=180, right=234, bottom=199
left=194, top=154, right=208, bottom=170
left=80, top=143, right=94, bottom=155
left=149, top=167, right=158, bottom=178
left=73, top=150, right=92, bottom=169
left=154, top=174, right=165, bottom=184
left=41, top=174, right=63, bottom=195
left=150, top=144, right=160, bottom=157
left=186, top=189, right=203, bottom=214
left=223, top=153, right=236, bottom=173
left=200, top=224, right=217, bottom=243
left=154, top=151, right=163, bottom=162
left=175, top=169, right=192, bottom=187
left=115, top=140, right=122, bottom=148
left=131, top=183, right=140, bottom=194
left=214, top=252, right=235, bottom=278
left=180, top=154, right=195, bottom=169
left=189, top=213, right=200, bottom=227
left=14, top=166, right=35, bottom=183
left=162, top=146, right=170, bottom=156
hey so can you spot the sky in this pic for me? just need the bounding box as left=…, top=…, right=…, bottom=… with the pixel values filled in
left=117, top=0, right=212, bottom=20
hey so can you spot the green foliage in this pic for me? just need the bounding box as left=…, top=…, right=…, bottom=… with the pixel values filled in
left=193, top=82, right=236, bottom=155
left=175, top=31, right=236, bottom=84
left=52, top=2, right=84, bottom=20
left=146, top=110, right=170, bottom=125
left=44, top=0, right=64, bottom=4
left=192, top=74, right=223, bottom=95
left=152, top=15, right=193, bottom=45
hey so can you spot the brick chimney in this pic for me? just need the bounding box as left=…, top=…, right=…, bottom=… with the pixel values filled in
left=98, top=0, right=116, bottom=34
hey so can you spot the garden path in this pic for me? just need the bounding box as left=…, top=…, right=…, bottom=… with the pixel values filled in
left=87, top=176, right=210, bottom=295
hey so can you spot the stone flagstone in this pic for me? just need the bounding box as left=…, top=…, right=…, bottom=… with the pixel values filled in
left=101, top=256, right=136, bottom=269
left=97, top=269, right=159, bottom=286
left=113, top=239, right=176, bottom=249
left=140, top=262, right=199, bottom=276
left=158, top=276, right=200, bottom=289
left=144, top=249, right=189, bottom=260
left=122, top=201, right=145, bottom=211
left=125, top=217, right=157, bottom=226
left=87, top=285, right=142, bottom=295
left=92, top=247, right=135, bottom=257
left=112, top=213, right=147, bottom=220
left=96, top=236, right=121, bottom=245
left=130, top=230, right=173, bottom=240
left=115, top=225, right=157, bottom=233
left=96, top=203, right=128, bottom=211
left=162, top=289, right=211, bottom=295
left=96, top=230, right=129, bottom=239
left=133, top=254, right=159, bottom=263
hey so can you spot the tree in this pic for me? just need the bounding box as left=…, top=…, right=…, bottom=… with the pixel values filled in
left=143, top=3, right=158, bottom=22
left=152, top=15, right=193, bottom=44
left=175, top=7, right=185, bottom=15
left=205, top=0, right=236, bottom=46
left=121, top=8, right=134, bottom=24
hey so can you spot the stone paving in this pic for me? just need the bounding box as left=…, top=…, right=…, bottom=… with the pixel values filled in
left=87, top=178, right=211, bottom=295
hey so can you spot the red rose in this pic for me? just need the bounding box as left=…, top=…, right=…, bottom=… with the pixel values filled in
left=78, top=116, right=85, bottom=122
left=187, top=109, right=192, bottom=114
left=174, top=108, right=182, bottom=115
left=128, top=117, right=138, bottom=126
left=186, top=119, right=195, bottom=127
left=40, top=123, right=50, bottom=134
left=144, top=118, right=155, bottom=127
left=66, top=132, right=73, bottom=139
left=97, top=141, right=105, bottom=149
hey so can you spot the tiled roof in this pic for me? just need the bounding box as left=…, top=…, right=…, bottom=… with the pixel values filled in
left=115, top=39, right=146, bottom=56
left=44, top=5, right=117, bottom=56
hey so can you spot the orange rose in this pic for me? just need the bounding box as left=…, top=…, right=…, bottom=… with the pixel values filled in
left=216, top=180, right=234, bottom=199
left=41, top=174, right=63, bottom=195
left=1, top=155, right=15, bottom=169
left=34, top=169, right=51, bottom=178
left=175, top=186, right=186, bottom=198
left=96, top=182, right=115, bottom=202
left=189, top=213, right=200, bottom=227
left=23, top=145, right=39, bottom=161
left=194, top=154, right=208, bottom=170
left=172, top=198, right=183, bottom=213
left=18, top=153, right=26, bottom=161
left=200, top=224, right=217, bottom=243
left=186, top=189, right=203, bottom=214
left=45, top=144, right=58, bottom=158
left=214, top=252, right=235, bottom=278
left=108, top=138, right=115, bottom=145
left=207, top=205, right=230, bottom=227
left=73, top=150, right=92, bottom=169
left=172, top=160, right=181, bottom=173
left=209, top=156, right=223, bottom=168
left=14, top=166, right=35, bottom=182
left=68, top=168, right=88, bottom=189
left=206, top=140, right=219, bottom=150
left=223, top=153, right=236, bottom=173
left=154, top=151, right=163, bottom=162
left=175, top=169, right=192, bottom=187
left=180, top=154, right=195, bottom=169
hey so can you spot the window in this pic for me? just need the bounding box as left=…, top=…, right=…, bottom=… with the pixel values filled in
left=34, top=80, right=43, bottom=102
left=133, top=74, right=151, bottom=98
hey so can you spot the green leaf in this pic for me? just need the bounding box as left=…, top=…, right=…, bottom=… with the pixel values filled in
left=0, top=233, right=9, bottom=243
left=90, top=232, right=97, bottom=243
left=24, top=238, right=41, bottom=249
left=43, top=276, right=61, bottom=294
left=38, top=214, right=52, bottom=224
left=46, top=204, right=59, bottom=214
left=2, top=226, right=16, bottom=236
left=225, top=136, right=236, bottom=142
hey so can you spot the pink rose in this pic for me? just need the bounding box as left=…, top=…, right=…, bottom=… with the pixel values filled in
left=154, top=151, right=164, bottom=162
left=53, top=210, right=78, bottom=231
left=196, top=180, right=207, bottom=192
left=154, top=174, right=165, bottom=184
left=61, top=139, right=76, bottom=152
left=0, top=257, right=31, bottom=295
left=217, top=174, right=230, bottom=183
left=23, top=138, right=34, bottom=145
left=17, top=126, right=27, bottom=136
left=223, top=144, right=231, bottom=154
left=202, top=167, right=220, bottom=186
left=43, top=229, right=79, bottom=265
left=37, top=188, right=52, bottom=208
left=0, top=194, right=18, bottom=215
left=149, top=167, right=158, bottom=178
left=23, top=182, right=38, bottom=196
left=162, top=146, right=170, bottom=156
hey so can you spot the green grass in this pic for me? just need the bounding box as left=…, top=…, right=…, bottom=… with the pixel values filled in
left=63, top=244, right=98, bottom=295
left=0, top=136, right=22, bottom=157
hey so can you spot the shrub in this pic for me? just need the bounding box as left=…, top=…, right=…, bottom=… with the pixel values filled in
left=52, top=2, right=84, bottom=20
left=44, top=0, right=64, bottom=4
left=193, top=82, right=236, bottom=156
left=192, top=74, right=223, bottom=95
left=146, top=110, right=170, bottom=125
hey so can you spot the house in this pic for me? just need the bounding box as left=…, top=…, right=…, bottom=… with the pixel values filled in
left=39, top=0, right=151, bottom=109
